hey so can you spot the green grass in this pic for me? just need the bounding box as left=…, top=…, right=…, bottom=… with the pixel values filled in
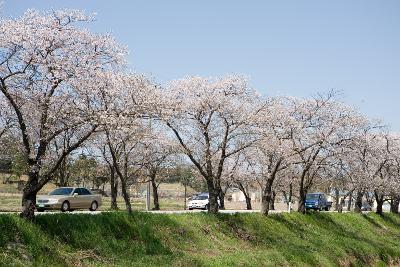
left=0, top=183, right=21, bottom=194
left=0, top=195, right=21, bottom=212
left=101, top=197, right=187, bottom=211
left=1, top=212, right=400, bottom=266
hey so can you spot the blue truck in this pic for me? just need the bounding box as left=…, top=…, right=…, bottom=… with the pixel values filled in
left=305, top=193, right=332, bottom=211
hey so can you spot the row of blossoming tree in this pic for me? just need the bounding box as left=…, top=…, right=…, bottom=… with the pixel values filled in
left=0, top=9, right=399, bottom=219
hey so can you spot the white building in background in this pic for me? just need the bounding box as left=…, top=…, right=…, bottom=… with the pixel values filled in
left=230, top=190, right=258, bottom=202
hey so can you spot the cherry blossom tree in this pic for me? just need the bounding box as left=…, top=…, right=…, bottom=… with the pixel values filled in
left=0, top=9, right=126, bottom=219
left=339, top=122, right=386, bottom=213
left=371, top=134, right=393, bottom=214
left=3, top=7, right=400, bottom=220
left=236, top=97, right=298, bottom=215
left=365, top=133, right=400, bottom=215
left=159, top=75, right=264, bottom=213
left=96, top=137, right=119, bottom=210
left=220, top=153, right=252, bottom=210
left=97, top=73, right=157, bottom=213
left=286, top=93, right=366, bottom=213
left=254, top=98, right=300, bottom=215
left=0, top=96, right=14, bottom=140
left=103, top=126, right=146, bottom=213
left=389, top=135, right=400, bottom=213
left=220, top=166, right=238, bottom=210
left=323, top=155, right=353, bottom=212
left=140, top=125, right=178, bottom=210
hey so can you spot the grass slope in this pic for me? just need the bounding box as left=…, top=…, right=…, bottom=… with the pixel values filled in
left=1, top=212, right=400, bottom=266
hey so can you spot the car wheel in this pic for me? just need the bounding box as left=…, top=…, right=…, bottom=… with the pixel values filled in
left=89, top=201, right=98, bottom=211
left=37, top=208, right=45, bottom=212
left=188, top=208, right=193, bottom=210
left=61, top=201, right=70, bottom=212
left=205, top=204, right=209, bottom=210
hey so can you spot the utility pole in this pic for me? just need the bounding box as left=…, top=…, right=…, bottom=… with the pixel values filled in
left=146, top=117, right=152, bottom=211
left=184, top=183, right=187, bottom=210
left=146, top=180, right=151, bottom=211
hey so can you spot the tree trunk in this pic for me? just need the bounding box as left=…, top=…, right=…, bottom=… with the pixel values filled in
left=283, top=183, right=293, bottom=210
left=376, top=199, right=384, bottom=215
left=206, top=179, right=219, bottom=214
left=218, top=189, right=226, bottom=210
left=120, top=179, right=132, bottom=213
left=261, top=194, right=272, bottom=216
left=298, top=171, right=308, bottom=214
left=298, top=185, right=307, bottom=214
left=375, top=191, right=384, bottom=215
left=245, top=194, right=252, bottom=210
left=390, top=196, right=399, bottom=214
left=261, top=179, right=274, bottom=216
left=20, top=170, right=39, bottom=220
left=110, top=166, right=118, bottom=210
left=60, top=174, right=68, bottom=187
left=354, top=191, right=363, bottom=213
left=55, top=158, right=68, bottom=187
left=338, top=198, right=344, bottom=213
left=151, top=179, right=160, bottom=211
left=58, top=165, right=69, bottom=187
left=334, top=188, right=340, bottom=211
left=184, top=183, right=187, bottom=210
left=237, top=183, right=252, bottom=210
left=347, top=191, right=353, bottom=211
left=21, top=190, right=36, bottom=221
left=269, top=190, right=276, bottom=210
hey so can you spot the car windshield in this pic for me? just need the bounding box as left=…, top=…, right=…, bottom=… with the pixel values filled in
left=49, top=188, right=73, bottom=195
left=306, top=194, right=320, bottom=200
left=193, top=195, right=208, bottom=200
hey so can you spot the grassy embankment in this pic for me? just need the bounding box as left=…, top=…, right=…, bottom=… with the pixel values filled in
left=1, top=212, right=400, bottom=266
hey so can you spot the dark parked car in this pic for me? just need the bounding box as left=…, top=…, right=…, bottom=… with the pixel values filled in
left=305, top=193, right=332, bottom=211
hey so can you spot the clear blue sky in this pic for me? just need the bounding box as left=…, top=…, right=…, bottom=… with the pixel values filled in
left=4, top=1, right=400, bottom=130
